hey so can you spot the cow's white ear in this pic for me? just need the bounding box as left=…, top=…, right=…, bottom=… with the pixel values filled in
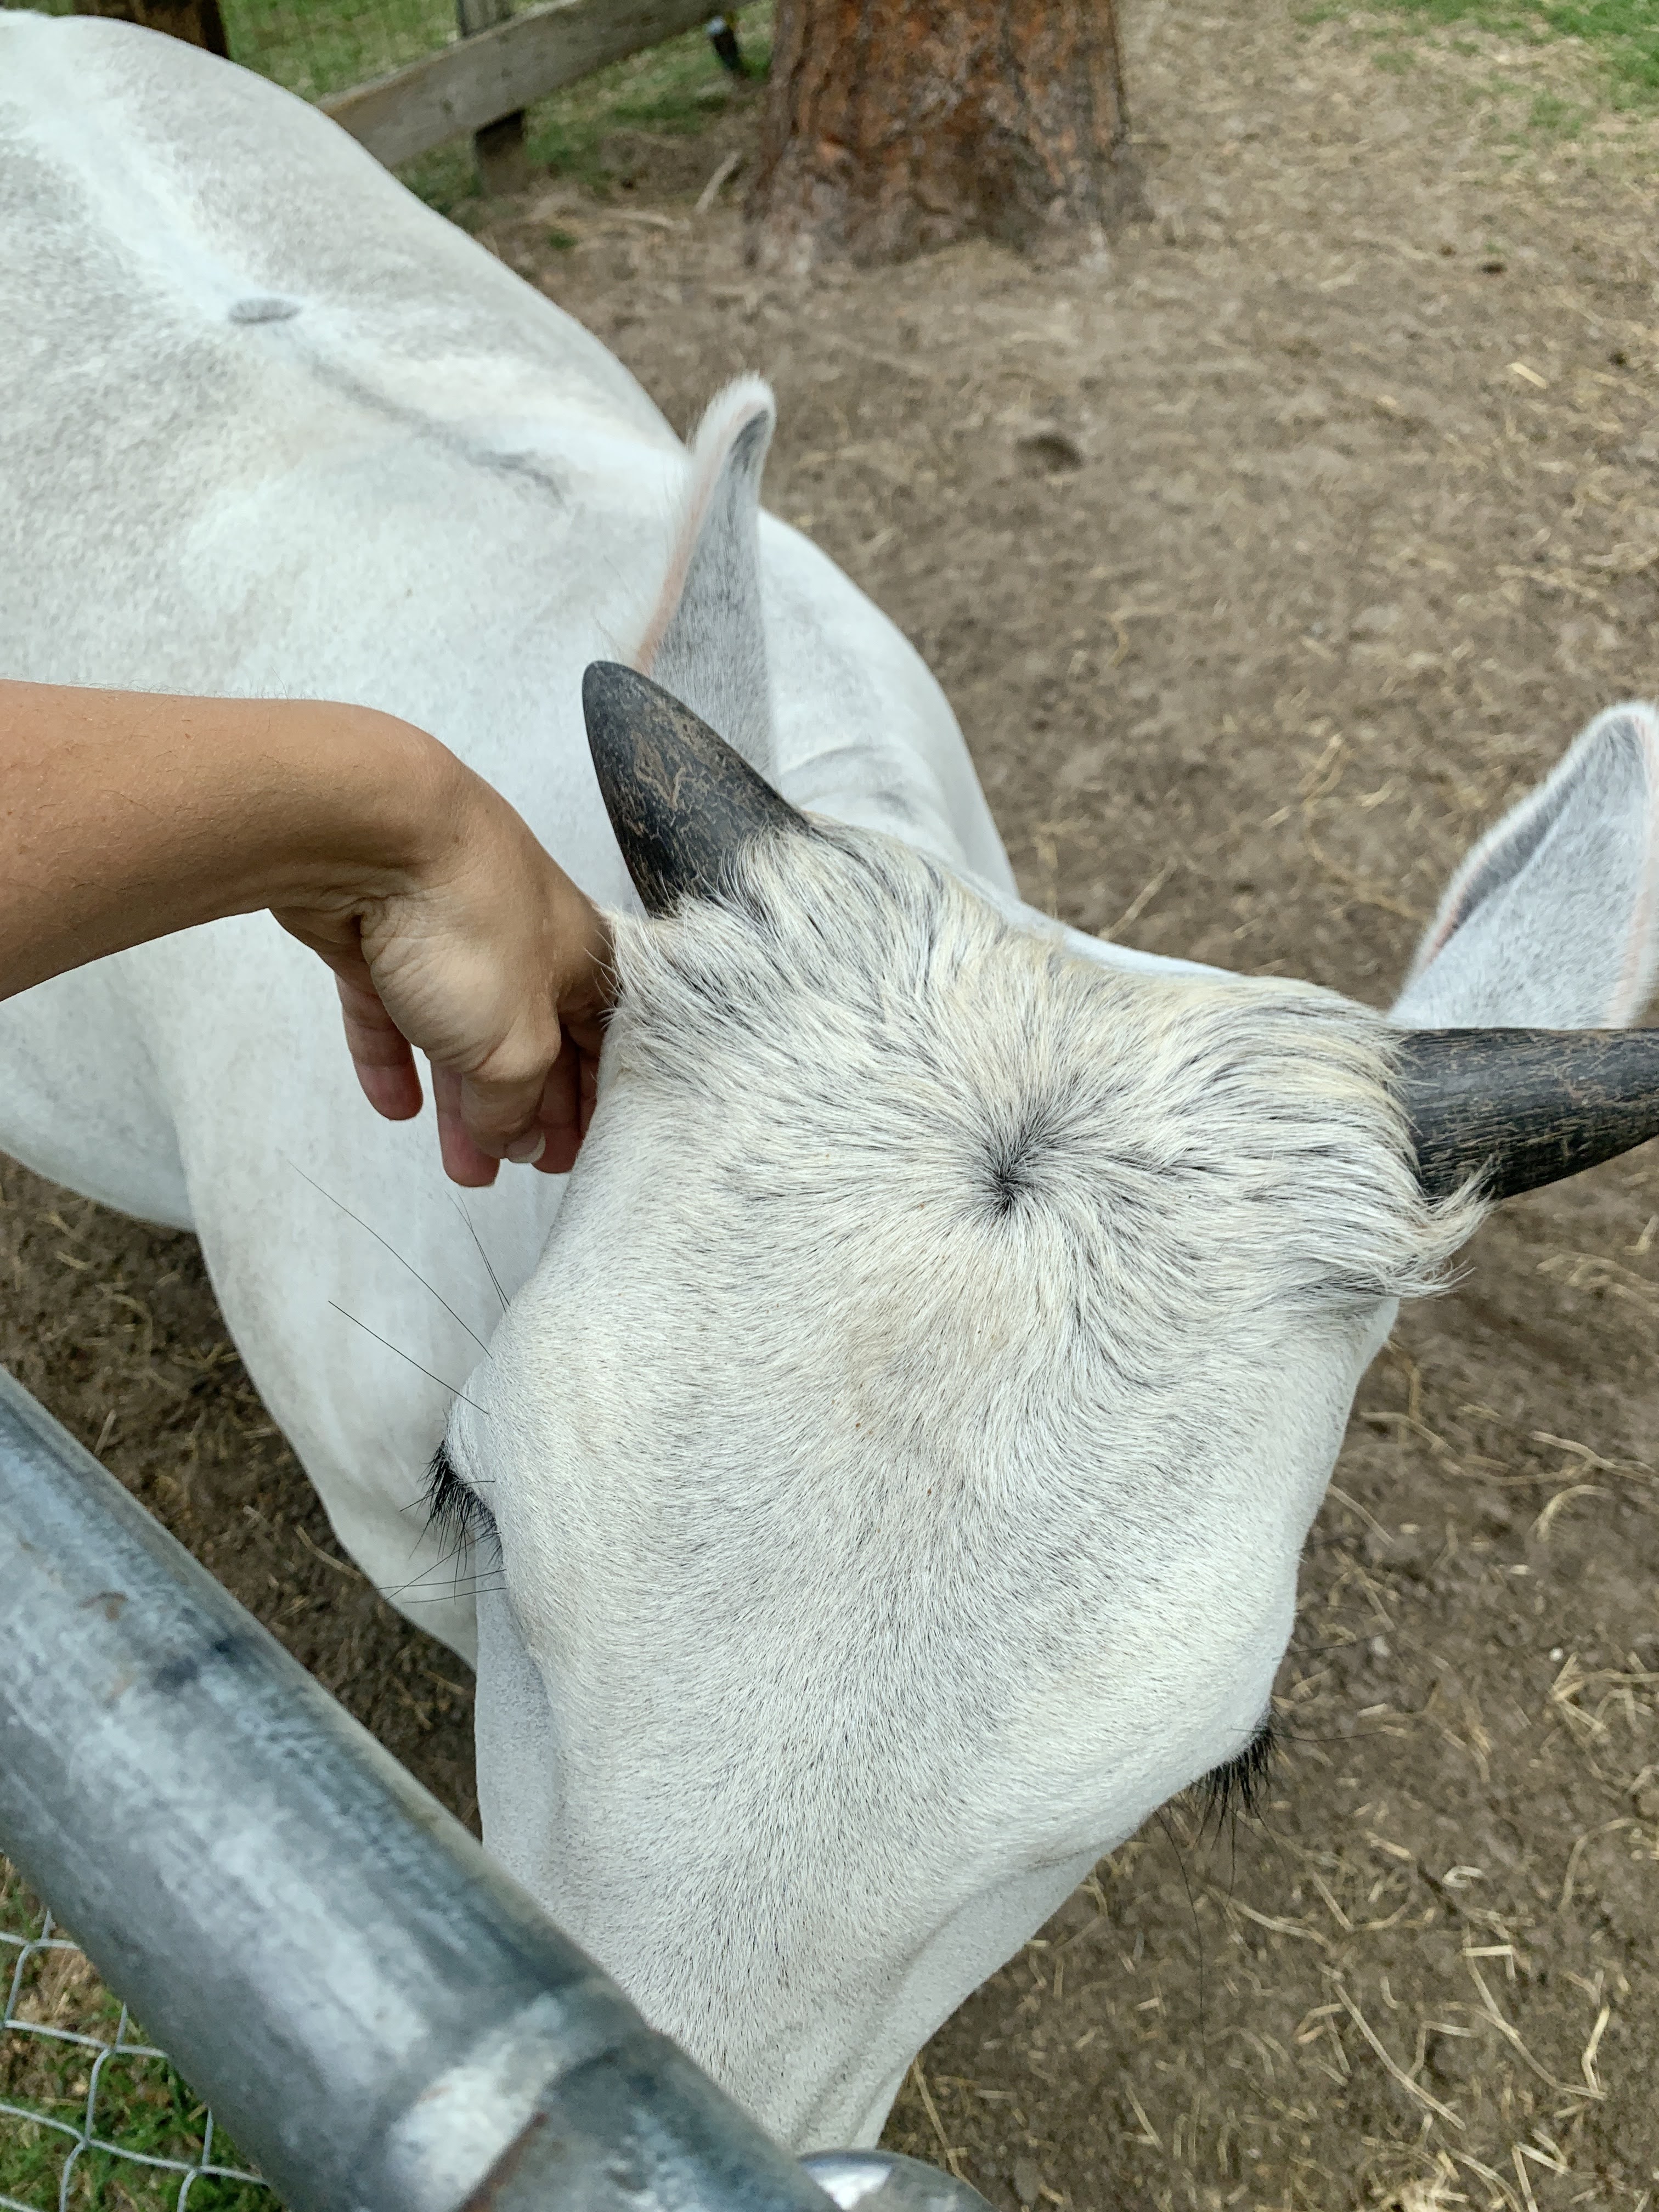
left=1391, top=702, right=1659, bottom=1030
left=634, top=377, right=776, bottom=777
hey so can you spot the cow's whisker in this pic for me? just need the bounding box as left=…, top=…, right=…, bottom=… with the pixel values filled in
left=289, top=1155, right=492, bottom=1351
left=449, top=1194, right=510, bottom=1315
left=386, top=1577, right=507, bottom=1606
left=1154, top=1805, right=1209, bottom=2067
left=326, top=1301, right=490, bottom=1416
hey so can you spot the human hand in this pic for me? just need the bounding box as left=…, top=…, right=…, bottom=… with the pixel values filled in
left=1, top=682, right=611, bottom=1187
left=274, top=751, right=613, bottom=1187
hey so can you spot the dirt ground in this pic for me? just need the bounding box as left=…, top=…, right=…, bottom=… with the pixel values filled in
left=5, top=3, right=1659, bottom=2205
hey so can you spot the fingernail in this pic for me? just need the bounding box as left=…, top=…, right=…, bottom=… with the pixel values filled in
left=505, top=1130, right=546, bottom=1165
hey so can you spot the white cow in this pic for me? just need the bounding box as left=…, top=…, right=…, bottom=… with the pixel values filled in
left=3, top=14, right=1657, bottom=2155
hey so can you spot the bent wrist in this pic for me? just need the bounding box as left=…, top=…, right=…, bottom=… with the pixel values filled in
left=253, top=699, right=477, bottom=919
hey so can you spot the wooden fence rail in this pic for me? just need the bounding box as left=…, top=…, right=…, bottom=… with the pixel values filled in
left=319, top=0, right=727, bottom=171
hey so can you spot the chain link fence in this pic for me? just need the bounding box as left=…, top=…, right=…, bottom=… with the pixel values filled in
left=2, top=1866, right=269, bottom=2212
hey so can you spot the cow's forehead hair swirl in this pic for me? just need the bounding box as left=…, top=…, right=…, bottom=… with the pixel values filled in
left=600, top=823, right=1481, bottom=1352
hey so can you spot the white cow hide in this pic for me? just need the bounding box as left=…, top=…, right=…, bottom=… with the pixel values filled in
left=3, top=13, right=1656, bottom=2159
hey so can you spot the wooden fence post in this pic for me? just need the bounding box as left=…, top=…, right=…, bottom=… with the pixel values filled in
left=457, top=0, right=529, bottom=193
left=321, top=0, right=736, bottom=176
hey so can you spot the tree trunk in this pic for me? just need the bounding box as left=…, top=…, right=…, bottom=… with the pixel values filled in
left=74, top=0, right=229, bottom=57
left=747, top=0, right=1141, bottom=273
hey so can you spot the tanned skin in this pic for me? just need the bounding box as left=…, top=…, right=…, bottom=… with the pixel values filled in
left=0, top=682, right=613, bottom=1186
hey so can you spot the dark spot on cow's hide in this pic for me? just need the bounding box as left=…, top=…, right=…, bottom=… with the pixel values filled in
left=229, top=296, right=301, bottom=324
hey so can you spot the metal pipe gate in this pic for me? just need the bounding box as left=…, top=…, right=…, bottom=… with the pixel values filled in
left=0, top=1369, right=990, bottom=2211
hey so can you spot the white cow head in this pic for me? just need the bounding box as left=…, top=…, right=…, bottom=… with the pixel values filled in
left=439, top=388, right=1659, bottom=2151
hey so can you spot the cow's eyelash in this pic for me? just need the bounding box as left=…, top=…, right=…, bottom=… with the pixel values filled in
left=1197, top=1717, right=1277, bottom=1826
left=425, top=1440, right=498, bottom=1554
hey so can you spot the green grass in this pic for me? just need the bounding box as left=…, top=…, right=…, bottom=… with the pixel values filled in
left=1323, top=0, right=1659, bottom=106
left=0, top=0, right=451, bottom=93
left=0, top=0, right=770, bottom=149
left=528, top=3, right=770, bottom=174
left=398, top=3, right=772, bottom=211
left=0, top=0, right=770, bottom=207
left=3, top=1865, right=268, bottom=2212
left=228, top=0, right=455, bottom=103
left=219, top=0, right=772, bottom=203
left=1528, top=83, right=1588, bottom=128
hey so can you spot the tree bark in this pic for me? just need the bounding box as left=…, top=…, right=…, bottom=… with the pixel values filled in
left=747, top=0, right=1141, bottom=273
left=74, top=0, right=229, bottom=57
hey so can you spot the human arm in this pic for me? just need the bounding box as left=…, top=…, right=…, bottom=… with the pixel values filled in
left=0, top=681, right=612, bottom=1185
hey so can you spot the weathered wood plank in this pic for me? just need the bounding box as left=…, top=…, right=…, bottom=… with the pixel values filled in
left=321, top=0, right=721, bottom=172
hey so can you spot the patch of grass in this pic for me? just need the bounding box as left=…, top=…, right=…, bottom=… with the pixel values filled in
left=1528, top=84, right=1587, bottom=129
left=537, top=3, right=769, bottom=169
left=0, top=0, right=770, bottom=210
left=225, top=0, right=453, bottom=101
left=244, top=0, right=433, bottom=98
left=2, top=1864, right=268, bottom=2212
left=0, top=0, right=490, bottom=100
left=398, top=3, right=771, bottom=211
left=1349, top=0, right=1659, bottom=105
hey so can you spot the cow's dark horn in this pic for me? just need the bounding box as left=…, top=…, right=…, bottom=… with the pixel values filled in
left=581, top=662, right=810, bottom=916
left=1396, top=1028, right=1659, bottom=1201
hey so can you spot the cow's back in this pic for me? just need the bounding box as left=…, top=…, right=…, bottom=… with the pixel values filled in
left=0, top=14, right=681, bottom=738
left=0, top=16, right=1003, bottom=874
left=0, top=12, right=664, bottom=434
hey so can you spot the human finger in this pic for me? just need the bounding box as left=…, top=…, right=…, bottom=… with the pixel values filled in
left=532, top=1034, right=583, bottom=1176
left=432, top=1063, right=503, bottom=1188
left=335, top=969, right=422, bottom=1122
left=454, top=1041, right=564, bottom=1170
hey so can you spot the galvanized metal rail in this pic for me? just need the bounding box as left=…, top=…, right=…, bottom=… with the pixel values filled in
left=0, top=1369, right=989, bottom=2211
